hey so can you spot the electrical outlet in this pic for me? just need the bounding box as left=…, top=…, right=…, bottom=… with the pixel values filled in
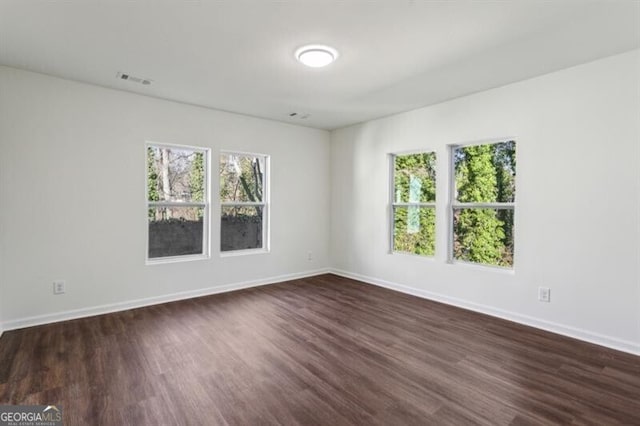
left=53, top=280, right=66, bottom=295
left=307, top=251, right=313, bottom=261
left=538, top=287, right=550, bottom=302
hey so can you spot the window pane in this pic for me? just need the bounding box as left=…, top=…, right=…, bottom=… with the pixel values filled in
left=221, top=205, right=263, bottom=251
left=453, top=208, right=514, bottom=267
left=394, top=152, right=436, bottom=203
left=454, top=141, right=516, bottom=203
left=147, top=147, right=206, bottom=202
left=220, top=154, right=265, bottom=203
left=148, top=207, right=204, bottom=258
left=393, top=206, right=436, bottom=256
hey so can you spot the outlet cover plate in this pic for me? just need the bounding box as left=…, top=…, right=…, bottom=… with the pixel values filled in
left=538, top=287, right=550, bottom=302
left=53, top=280, right=66, bottom=295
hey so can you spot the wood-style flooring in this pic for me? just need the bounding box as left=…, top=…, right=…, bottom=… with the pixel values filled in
left=0, top=274, right=639, bottom=425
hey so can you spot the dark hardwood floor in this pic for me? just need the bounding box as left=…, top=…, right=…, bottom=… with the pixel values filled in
left=0, top=274, right=639, bottom=425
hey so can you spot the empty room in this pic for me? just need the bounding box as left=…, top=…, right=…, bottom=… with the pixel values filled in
left=0, top=1, right=639, bottom=425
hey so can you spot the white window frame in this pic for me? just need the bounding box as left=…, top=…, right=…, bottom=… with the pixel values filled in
left=220, top=150, right=270, bottom=256
left=389, top=150, right=437, bottom=257
left=145, top=142, right=211, bottom=264
left=447, top=139, right=516, bottom=269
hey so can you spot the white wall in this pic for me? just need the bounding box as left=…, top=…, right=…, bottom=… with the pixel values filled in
left=1, top=51, right=639, bottom=355
left=0, top=66, right=331, bottom=329
left=330, top=50, right=640, bottom=354
left=0, top=273, right=3, bottom=338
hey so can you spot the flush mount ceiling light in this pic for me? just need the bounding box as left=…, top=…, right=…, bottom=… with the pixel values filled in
left=116, top=71, right=152, bottom=86
left=295, top=45, right=338, bottom=68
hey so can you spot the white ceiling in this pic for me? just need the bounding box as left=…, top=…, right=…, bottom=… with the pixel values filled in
left=1, top=1, right=639, bottom=130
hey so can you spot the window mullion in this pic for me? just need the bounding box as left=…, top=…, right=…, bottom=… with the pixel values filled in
left=221, top=201, right=265, bottom=207
left=392, top=202, right=436, bottom=208
left=148, top=201, right=207, bottom=208
left=452, top=202, right=514, bottom=209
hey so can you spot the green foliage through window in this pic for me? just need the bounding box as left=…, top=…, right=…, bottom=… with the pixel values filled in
left=453, top=141, right=515, bottom=267
left=392, top=152, right=436, bottom=256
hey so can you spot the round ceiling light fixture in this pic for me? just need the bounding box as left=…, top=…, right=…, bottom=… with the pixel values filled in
left=295, top=45, right=338, bottom=68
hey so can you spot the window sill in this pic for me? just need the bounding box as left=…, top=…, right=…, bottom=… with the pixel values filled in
left=220, top=248, right=270, bottom=258
left=447, top=259, right=515, bottom=274
left=389, top=251, right=436, bottom=261
left=146, top=254, right=210, bottom=266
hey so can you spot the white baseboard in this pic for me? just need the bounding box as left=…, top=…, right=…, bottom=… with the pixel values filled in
left=330, top=269, right=640, bottom=356
left=0, top=268, right=331, bottom=333
left=2, top=267, right=638, bottom=357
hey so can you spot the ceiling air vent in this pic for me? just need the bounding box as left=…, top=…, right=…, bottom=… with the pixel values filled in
left=288, top=112, right=310, bottom=120
left=116, top=72, right=152, bottom=86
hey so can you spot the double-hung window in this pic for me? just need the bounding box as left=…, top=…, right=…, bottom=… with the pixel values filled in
left=391, top=152, right=437, bottom=256
left=146, top=143, right=210, bottom=262
left=449, top=140, right=516, bottom=268
left=219, top=152, right=269, bottom=253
